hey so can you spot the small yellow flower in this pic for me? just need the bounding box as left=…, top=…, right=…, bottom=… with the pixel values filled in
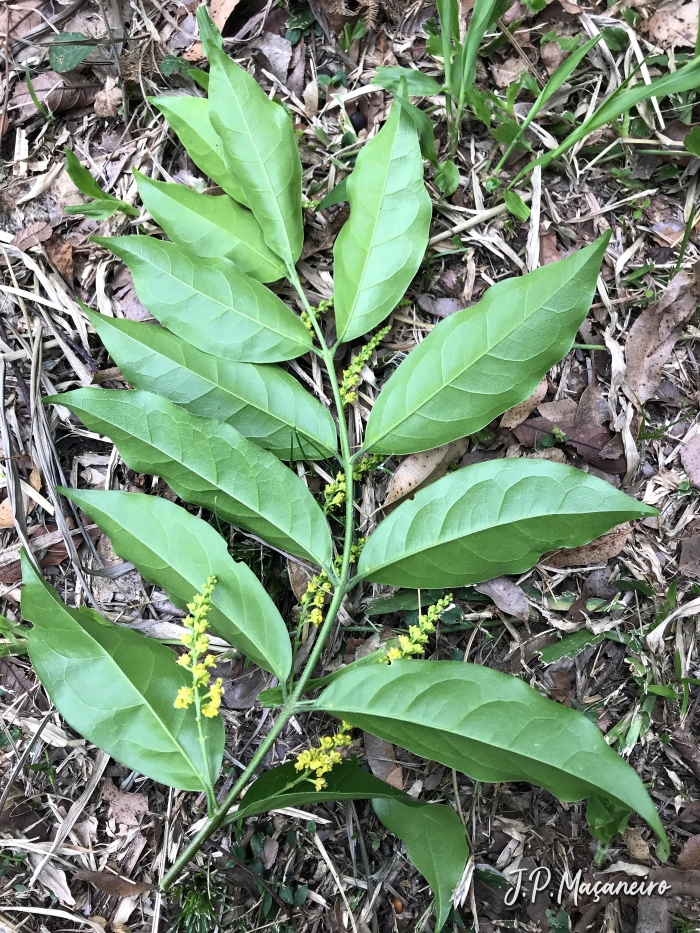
left=176, top=653, right=192, bottom=667
left=310, top=607, right=323, bottom=627
left=201, top=678, right=224, bottom=718
left=294, top=725, right=353, bottom=790
left=174, top=686, right=195, bottom=709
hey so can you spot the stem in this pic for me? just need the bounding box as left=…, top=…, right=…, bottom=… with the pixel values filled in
left=161, top=271, right=356, bottom=892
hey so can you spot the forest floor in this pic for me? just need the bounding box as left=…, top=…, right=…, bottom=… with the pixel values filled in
left=2, top=0, right=700, bottom=932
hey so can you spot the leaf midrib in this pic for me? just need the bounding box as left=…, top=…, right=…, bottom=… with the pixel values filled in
left=337, top=113, right=399, bottom=344
left=362, top=495, right=623, bottom=576
left=215, top=54, right=294, bottom=265
left=48, top=597, right=205, bottom=786
left=366, top=270, right=582, bottom=450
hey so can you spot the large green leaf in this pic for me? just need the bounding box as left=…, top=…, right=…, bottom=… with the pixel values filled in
left=84, top=308, right=337, bottom=461
left=94, top=236, right=312, bottom=363
left=334, top=98, right=431, bottom=343
left=316, top=659, right=669, bottom=856
left=234, top=758, right=468, bottom=931
left=232, top=758, right=407, bottom=821
left=48, top=389, right=332, bottom=569
left=372, top=797, right=468, bottom=932
left=59, top=490, right=292, bottom=680
left=151, top=94, right=250, bottom=206
left=133, top=170, right=285, bottom=282
left=364, top=235, right=609, bottom=454
left=21, top=552, right=223, bottom=791
left=358, top=459, right=656, bottom=587
left=207, top=41, right=303, bottom=267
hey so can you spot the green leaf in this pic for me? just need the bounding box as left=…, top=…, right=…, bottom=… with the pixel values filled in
left=539, top=630, right=605, bottom=664
left=315, top=659, right=669, bottom=856
left=233, top=757, right=468, bottom=933
left=685, top=126, right=700, bottom=157
left=21, top=552, right=223, bottom=791
left=503, top=188, right=530, bottom=221
left=197, top=5, right=223, bottom=56
left=497, top=36, right=601, bottom=168
left=434, top=159, right=460, bottom=196
left=364, top=235, right=609, bottom=454
left=513, top=56, right=700, bottom=185
left=83, top=307, right=337, bottom=461
left=357, top=459, right=657, bottom=587
left=318, top=177, right=348, bottom=209
left=232, top=758, right=408, bottom=821
left=334, top=98, right=431, bottom=343
left=453, top=0, right=505, bottom=96
left=94, top=236, right=313, bottom=363
left=65, top=200, right=123, bottom=220
left=151, top=95, right=250, bottom=207
left=59, top=489, right=292, bottom=679
left=65, top=149, right=139, bottom=217
left=393, top=94, right=438, bottom=167
left=48, top=389, right=333, bottom=569
left=49, top=32, right=96, bottom=73
left=372, top=797, right=469, bottom=932
left=206, top=37, right=303, bottom=267
left=371, top=66, right=443, bottom=97
left=133, top=170, right=285, bottom=282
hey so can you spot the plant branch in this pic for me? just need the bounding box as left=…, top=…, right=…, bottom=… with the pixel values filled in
left=161, top=269, right=356, bottom=891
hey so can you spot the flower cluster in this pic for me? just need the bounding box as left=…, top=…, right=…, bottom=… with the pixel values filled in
left=381, top=593, right=453, bottom=663
left=301, top=297, right=334, bottom=333
left=324, top=456, right=382, bottom=513
left=294, top=723, right=353, bottom=790
left=173, top=576, right=225, bottom=718
left=300, top=570, right=333, bottom=627
left=339, top=324, right=391, bottom=406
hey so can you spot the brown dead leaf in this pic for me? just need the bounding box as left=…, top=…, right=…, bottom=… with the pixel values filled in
left=550, top=667, right=574, bottom=704
left=250, top=33, right=293, bottom=83
left=286, top=559, right=316, bottom=601
left=491, top=57, right=528, bottom=88
left=11, top=220, right=52, bottom=250
left=111, top=265, right=151, bottom=320
left=678, top=835, right=700, bottom=871
left=624, top=826, right=650, bottom=861
left=28, top=853, right=75, bottom=905
left=645, top=0, right=698, bottom=48
left=626, top=266, right=700, bottom=404
left=384, top=439, right=468, bottom=510
left=475, top=576, right=529, bottom=622
left=73, top=870, right=152, bottom=897
left=416, top=295, right=463, bottom=318
left=512, top=417, right=626, bottom=473
left=102, top=777, right=148, bottom=826
left=537, top=399, right=578, bottom=422
left=681, top=435, right=700, bottom=487
left=542, top=523, right=631, bottom=568
left=539, top=231, right=561, bottom=266
left=541, top=41, right=568, bottom=74
left=94, top=77, right=121, bottom=118
left=0, top=0, right=43, bottom=42
left=0, top=466, right=42, bottom=528
left=363, top=732, right=403, bottom=789
left=11, top=71, right=97, bottom=118
left=210, top=0, right=242, bottom=30
left=0, top=523, right=100, bottom=585
left=500, top=377, right=548, bottom=429
left=261, top=837, right=279, bottom=871
left=679, top=800, right=700, bottom=824
left=680, top=535, right=700, bottom=577
left=45, top=233, right=73, bottom=280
